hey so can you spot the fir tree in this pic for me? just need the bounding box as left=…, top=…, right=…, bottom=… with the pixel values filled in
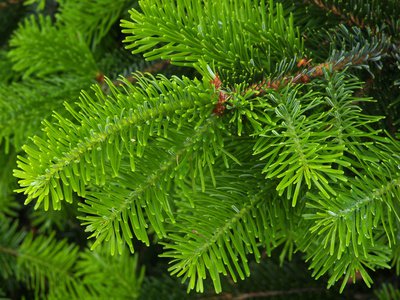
left=1, top=0, right=400, bottom=299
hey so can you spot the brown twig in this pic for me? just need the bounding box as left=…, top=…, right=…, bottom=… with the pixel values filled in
left=199, top=287, right=323, bottom=300
left=304, top=0, right=365, bottom=28
left=249, top=46, right=385, bottom=97
left=234, top=287, right=323, bottom=300
left=304, top=0, right=398, bottom=32
left=210, top=74, right=229, bottom=116
left=118, top=60, right=171, bottom=85
left=208, top=60, right=330, bottom=116
left=95, top=60, right=171, bottom=86
left=247, top=60, right=333, bottom=98
left=0, top=0, right=24, bottom=10
left=211, top=46, right=385, bottom=115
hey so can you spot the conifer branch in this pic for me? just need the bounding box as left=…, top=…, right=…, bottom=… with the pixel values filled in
left=79, top=119, right=223, bottom=254
left=96, top=60, right=171, bottom=86
left=15, top=74, right=216, bottom=210
left=162, top=164, right=287, bottom=293
left=304, top=0, right=364, bottom=28
left=121, top=0, right=303, bottom=82
left=203, top=287, right=324, bottom=300
left=248, top=47, right=386, bottom=97
left=304, top=0, right=400, bottom=30
left=4, top=0, right=400, bottom=297
left=211, top=32, right=388, bottom=116
left=119, top=60, right=171, bottom=85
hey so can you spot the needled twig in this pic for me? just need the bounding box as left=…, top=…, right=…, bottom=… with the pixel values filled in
left=95, top=60, right=171, bottom=86
left=304, top=0, right=365, bottom=28
left=211, top=46, right=387, bottom=115
left=199, top=287, right=323, bottom=300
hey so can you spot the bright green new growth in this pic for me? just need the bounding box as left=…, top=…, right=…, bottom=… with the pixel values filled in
left=121, top=0, right=303, bottom=82
left=15, top=74, right=216, bottom=209
left=10, top=0, right=400, bottom=296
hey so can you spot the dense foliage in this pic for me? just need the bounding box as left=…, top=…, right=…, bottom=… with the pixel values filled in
left=1, top=0, right=400, bottom=299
